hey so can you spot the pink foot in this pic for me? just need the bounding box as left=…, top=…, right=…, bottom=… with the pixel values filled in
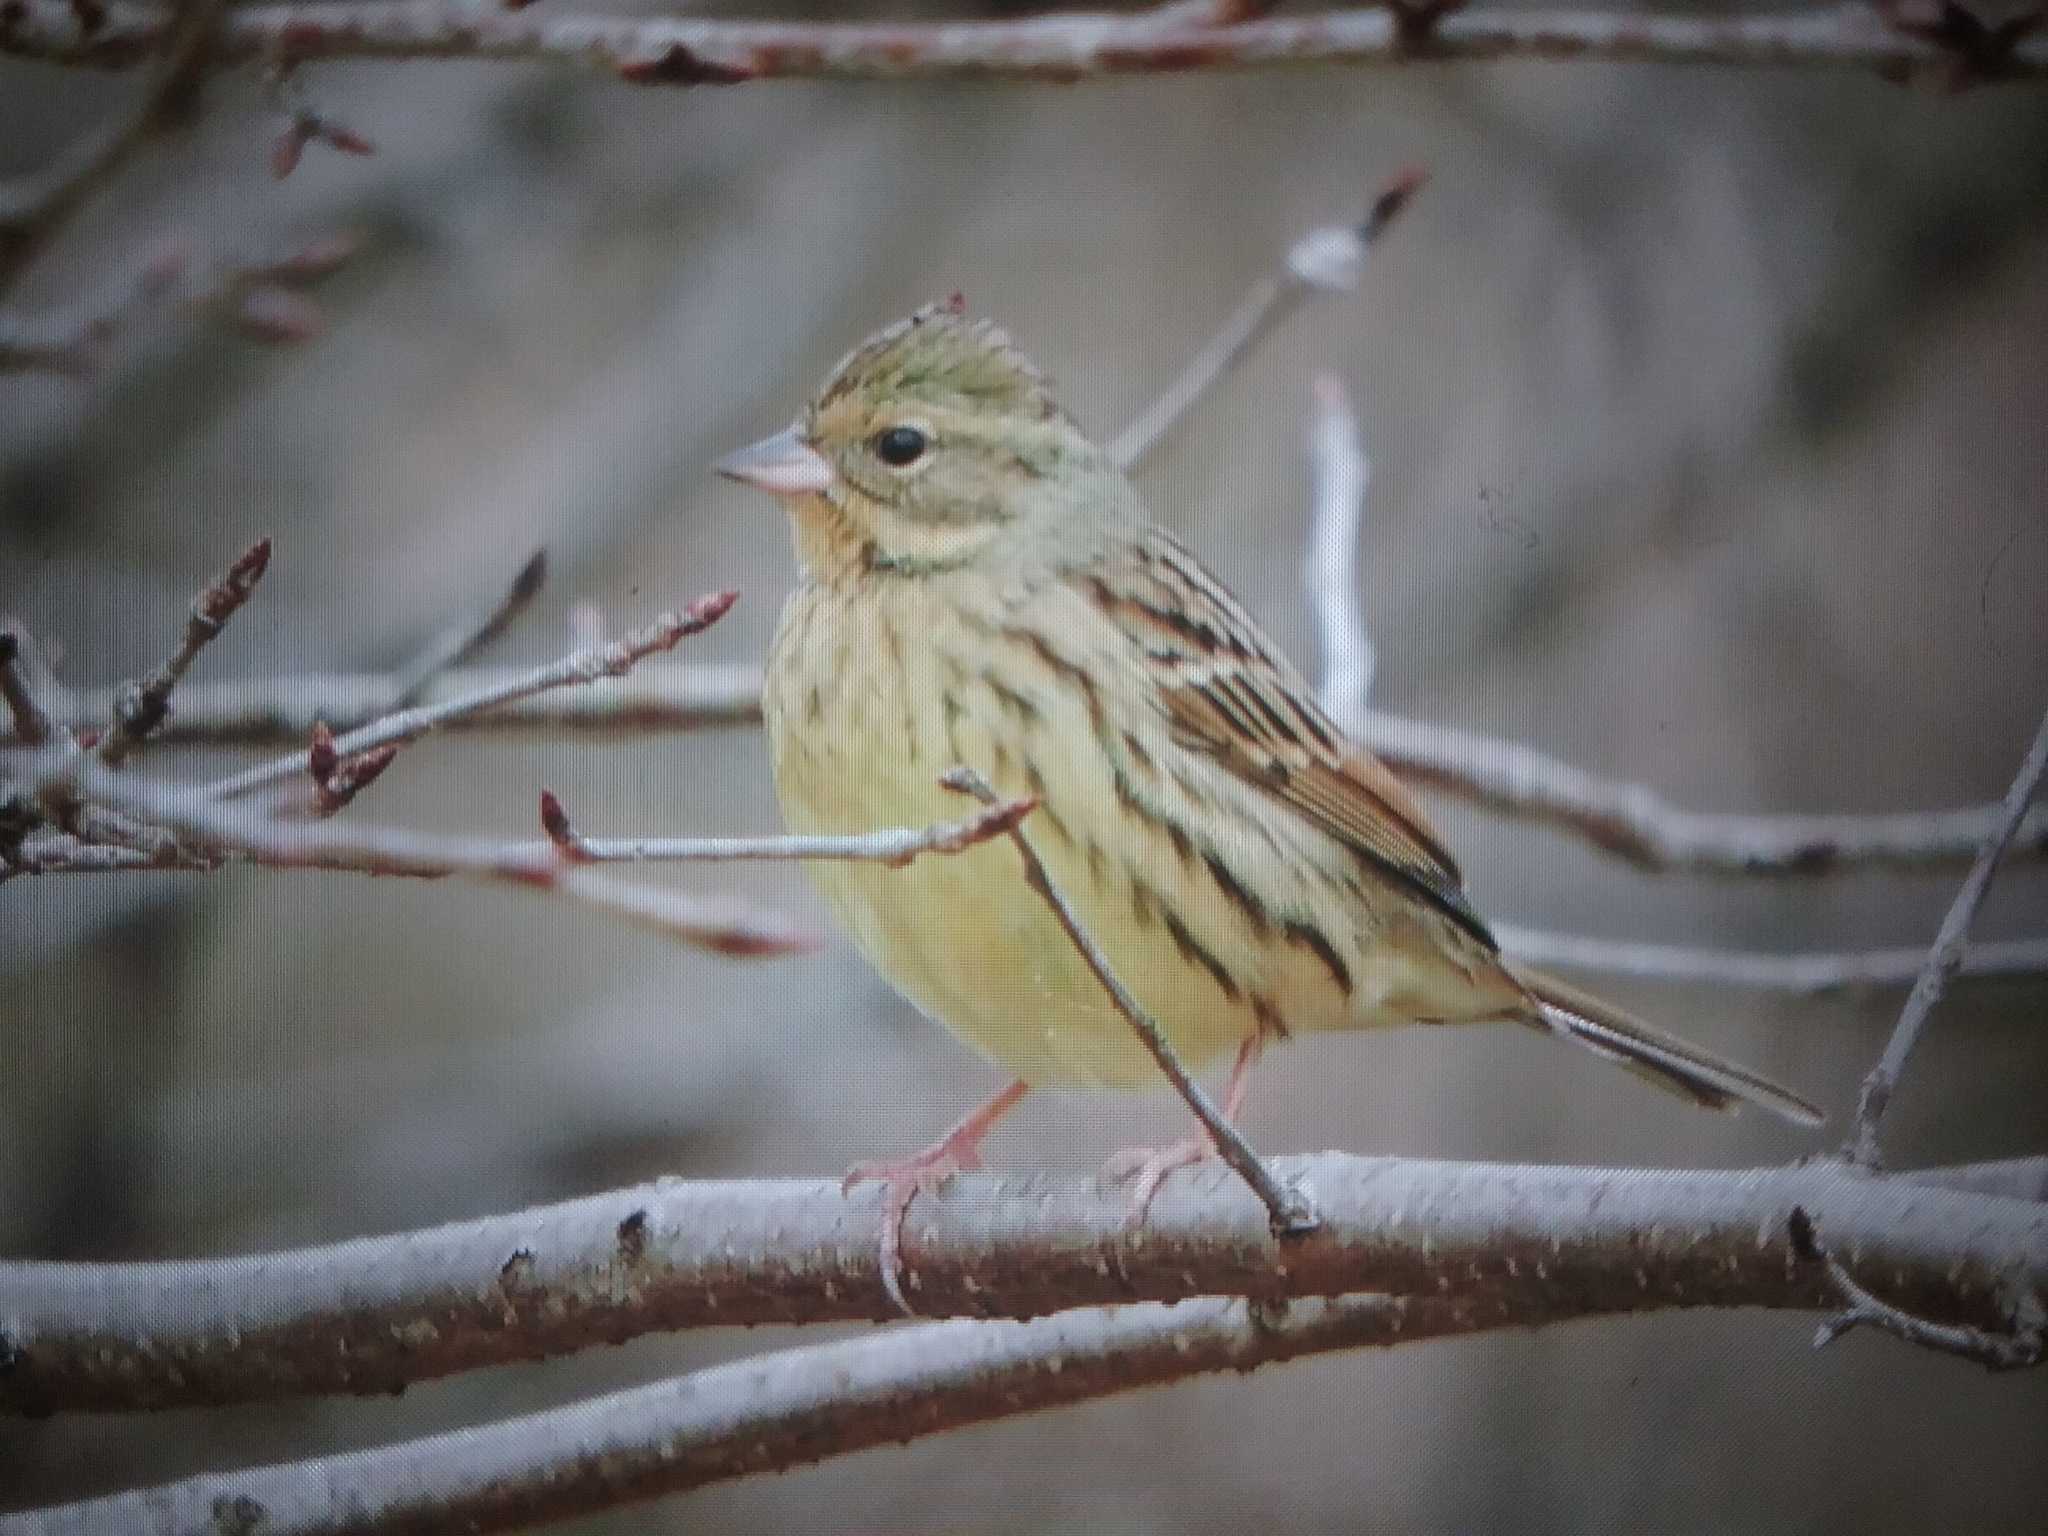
left=843, top=1079, right=1028, bottom=1316
left=1102, top=1135, right=1218, bottom=1226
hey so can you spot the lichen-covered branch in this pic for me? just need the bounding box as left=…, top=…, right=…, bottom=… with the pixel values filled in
left=3, top=1152, right=2041, bottom=1416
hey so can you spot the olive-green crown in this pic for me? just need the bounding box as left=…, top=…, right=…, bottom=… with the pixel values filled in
left=812, top=302, right=1065, bottom=424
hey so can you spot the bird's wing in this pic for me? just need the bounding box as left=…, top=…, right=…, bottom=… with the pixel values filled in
left=1084, top=530, right=1495, bottom=947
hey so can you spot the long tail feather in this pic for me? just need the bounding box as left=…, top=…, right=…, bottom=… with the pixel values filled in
left=1507, top=964, right=1825, bottom=1128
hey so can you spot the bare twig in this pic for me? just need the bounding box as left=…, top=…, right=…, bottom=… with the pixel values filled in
left=204, top=590, right=738, bottom=799
left=1348, top=708, right=2048, bottom=875
left=18, top=749, right=818, bottom=954
left=1305, top=371, right=1373, bottom=720
left=1, top=1153, right=2039, bottom=1415
left=0, top=230, right=362, bottom=374
left=97, top=537, right=271, bottom=765
left=0, top=0, right=224, bottom=294
left=537, top=785, right=1038, bottom=867
left=948, top=765, right=1317, bottom=1238
left=10, top=3, right=2044, bottom=85
left=0, top=628, right=58, bottom=746
left=1850, top=702, right=2048, bottom=1166
left=1110, top=167, right=1423, bottom=470
left=37, top=664, right=2040, bottom=878
left=1492, top=924, right=2048, bottom=992
left=387, top=547, right=547, bottom=706
left=265, top=61, right=377, bottom=178
left=1790, top=1207, right=2045, bottom=1371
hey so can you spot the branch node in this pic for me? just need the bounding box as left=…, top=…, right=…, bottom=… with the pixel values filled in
left=1792, top=1206, right=2044, bottom=1371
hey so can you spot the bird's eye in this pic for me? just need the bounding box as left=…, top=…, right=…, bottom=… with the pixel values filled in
left=873, top=426, right=928, bottom=467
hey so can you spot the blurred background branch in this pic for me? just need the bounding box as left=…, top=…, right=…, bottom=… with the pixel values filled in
left=6, top=2, right=2045, bottom=85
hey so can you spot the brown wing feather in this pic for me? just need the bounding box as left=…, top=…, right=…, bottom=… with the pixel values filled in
left=1096, top=531, right=1495, bottom=948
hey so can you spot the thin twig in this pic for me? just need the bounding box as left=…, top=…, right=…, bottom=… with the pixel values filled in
left=1492, top=924, right=2048, bottom=992
left=20, top=749, right=818, bottom=954
left=204, top=590, right=737, bottom=799
left=387, top=546, right=547, bottom=707
left=0, top=0, right=225, bottom=295
left=0, top=230, right=363, bottom=374
left=37, top=664, right=2041, bottom=877
left=1110, top=167, right=1423, bottom=470
left=11, top=3, right=2044, bottom=85
left=1, top=1153, right=2038, bottom=1415
left=97, top=537, right=271, bottom=765
left=1349, top=708, right=2048, bottom=874
left=537, top=786, right=1038, bottom=867
left=1305, top=371, right=1373, bottom=720
left=0, top=629, right=57, bottom=746
left=945, top=764, right=1319, bottom=1238
left=1850, top=702, right=2048, bottom=1166
left=1789, top=1207, right=2045, bottom=1371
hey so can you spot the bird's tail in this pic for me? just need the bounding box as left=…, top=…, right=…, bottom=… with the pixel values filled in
left=1506, top=963, right=1824, bottom=1128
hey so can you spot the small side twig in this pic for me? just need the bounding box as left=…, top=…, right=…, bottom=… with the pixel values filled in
left=0, top=628, right=58, bottom=746
left=1108, top=167, right=1424, bottom=470
left=1305, top=371, right=1373, bottom=722
left=265, top=61, right=376, bottom=178
left=941, top=765, right=1320, bottom=1239
left=0, top=230, right=362, bottom=374
left=388, top=547, right=548, bottom=706
left=98, top=537, right=271, bottom=765
left=1789, top=1206, right=2045, bottom=1371
left=0, top=0, right=224, bottom=294
left=537, top=786, right=1038, bottom=868
left=1849, top=702, right=2048, bottom=1166
left=205, top=589, right=738, bottom=799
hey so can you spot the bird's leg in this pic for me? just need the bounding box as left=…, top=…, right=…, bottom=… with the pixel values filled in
left=842, top=1077, right=1029, bottom=1315
left=1103, top=1033, right=1263, bottom=1224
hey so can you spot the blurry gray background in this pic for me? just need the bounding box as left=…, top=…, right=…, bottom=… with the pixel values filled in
left=3, top=4, right=2046, bottom=1528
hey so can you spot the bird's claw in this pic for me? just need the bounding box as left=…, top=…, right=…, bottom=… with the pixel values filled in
left=1101, top=1134, right=1217, bottom=1227
left=843, top=1141, right=985, bottom=1316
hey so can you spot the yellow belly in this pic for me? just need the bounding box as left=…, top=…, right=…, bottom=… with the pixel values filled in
left=763, top=574, right=1502, bottom=1090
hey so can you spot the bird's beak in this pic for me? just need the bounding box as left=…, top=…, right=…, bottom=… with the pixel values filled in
left=713, top=425, right=834, bottom=497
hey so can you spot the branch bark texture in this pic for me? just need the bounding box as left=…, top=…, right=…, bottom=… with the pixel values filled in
left=3, top=1153, right=2041, bottom=1416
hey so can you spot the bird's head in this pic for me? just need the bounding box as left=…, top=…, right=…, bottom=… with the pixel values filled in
left=716, top=304, right=1133, bottom=580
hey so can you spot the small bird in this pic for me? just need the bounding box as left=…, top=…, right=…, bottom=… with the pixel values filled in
left=719, top=305, right=1821, bottom=1270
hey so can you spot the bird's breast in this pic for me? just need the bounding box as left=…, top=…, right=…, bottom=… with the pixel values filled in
left=762, top=576, right=1499, bottom=1088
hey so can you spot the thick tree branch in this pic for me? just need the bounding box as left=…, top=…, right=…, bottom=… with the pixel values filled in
left=6, top=3, right=2043, bottom=84
left=1851, top=701, right=2048, bottom=1166
left=0, top=1296, right=1533, bottom=1536
left=3, top=1152, right=2041, bottom=1416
